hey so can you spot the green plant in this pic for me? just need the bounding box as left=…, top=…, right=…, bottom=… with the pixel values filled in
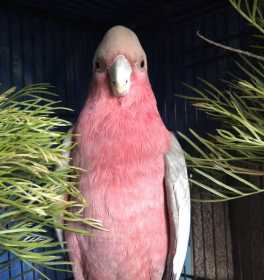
left=179, top=0, right=264, bottom=202
left=0, top=84, right=102, bottom=278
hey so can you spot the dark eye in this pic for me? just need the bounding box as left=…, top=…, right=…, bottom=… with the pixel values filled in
left=140, top=60, right=145, bottom=68
left=94, top=59, right=105, bottom=72
left=95, top=60, right=101, bottom=71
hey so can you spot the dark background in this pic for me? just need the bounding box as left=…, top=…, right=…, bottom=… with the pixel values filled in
left=0, top=0, right=261, bottom=279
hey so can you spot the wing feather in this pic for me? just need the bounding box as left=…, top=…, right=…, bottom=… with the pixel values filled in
left=163, top=133, right=191, bottom=280
left=55, top=128, right=73, bottom=245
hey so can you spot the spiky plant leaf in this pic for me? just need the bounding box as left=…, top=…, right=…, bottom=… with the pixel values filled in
left=179, top=0, right=264, bottom=202
left=0, top=84, right=103, bottom=277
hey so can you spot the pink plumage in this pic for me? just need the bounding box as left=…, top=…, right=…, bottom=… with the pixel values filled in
left=66, top=26, right=173, bottom=280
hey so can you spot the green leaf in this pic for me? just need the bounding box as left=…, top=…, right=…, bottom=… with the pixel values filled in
left=0, top=84, right=103, bottom=279
left=179, top=0, right=264, bottom=202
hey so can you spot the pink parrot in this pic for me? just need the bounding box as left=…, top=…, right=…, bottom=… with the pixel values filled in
left=64, top=26, right=190, bottom=280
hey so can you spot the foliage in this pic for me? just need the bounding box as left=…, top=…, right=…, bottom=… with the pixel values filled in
left=179, top=0, right=264, bottom=202
left=0, top=84, right=102, bottom=278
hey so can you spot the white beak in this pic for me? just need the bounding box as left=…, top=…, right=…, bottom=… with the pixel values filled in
left=108, top=55, right=132, bottom=96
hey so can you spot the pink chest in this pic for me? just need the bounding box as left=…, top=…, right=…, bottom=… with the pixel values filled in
left=69, top=86, right=171, bottom=278
left=73, top=94, right=171, bottom=222
left=79, top=153, right=165, bottom=223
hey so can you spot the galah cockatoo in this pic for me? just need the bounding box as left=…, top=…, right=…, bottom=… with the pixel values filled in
left=64, top=26, right=190, bottom=280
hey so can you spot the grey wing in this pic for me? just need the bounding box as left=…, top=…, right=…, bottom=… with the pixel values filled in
left=55, top=128, right=73, bottom=246
left=163, top=133, right=191, bottom=280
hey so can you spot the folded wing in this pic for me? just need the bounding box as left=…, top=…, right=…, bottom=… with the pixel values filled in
left=163, top=134, right=191, bottom=280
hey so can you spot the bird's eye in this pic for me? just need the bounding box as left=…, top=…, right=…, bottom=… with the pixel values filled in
left=95, top=61, right=100, bottom=70
left=95, top=60, right=101, bottom=71
left=94, top=59, right=105, bottom=72
left=140, top=60, right=145, bottom=69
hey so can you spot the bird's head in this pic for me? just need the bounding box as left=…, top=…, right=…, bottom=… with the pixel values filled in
left=92, top=25, right=148, bottom=98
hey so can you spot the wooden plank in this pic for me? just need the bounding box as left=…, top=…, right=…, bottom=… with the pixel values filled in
left=213, top=203, right=227, bottom=280
left=191, top=190, right=205, bottom=278
left=230, top=198, right=252, bottom=280
left=224, top=204, right=234, bottom=280
left=192, top=192, right=234, bottom=280
left=249, top=194, right=264, bottom=280
left=202, top=203, right=216, bottom=279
